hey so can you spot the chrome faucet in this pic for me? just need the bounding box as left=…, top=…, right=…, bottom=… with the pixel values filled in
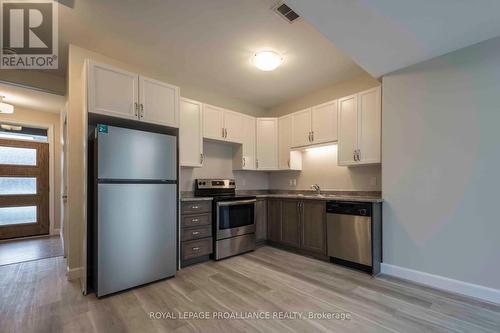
left=311, top=184, right=321, bottom=195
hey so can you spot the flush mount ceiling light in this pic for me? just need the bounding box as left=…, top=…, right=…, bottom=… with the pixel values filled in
left=0, top=96, right=14, bottom=114
left=253, top=51, right=283, bottom=71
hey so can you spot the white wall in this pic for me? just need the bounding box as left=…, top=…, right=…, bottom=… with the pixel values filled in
left=382, top=36, right=500, bottom=291
left=268, top=145, right=381, bottom=191
left=181, top=141, right=268, bottom=191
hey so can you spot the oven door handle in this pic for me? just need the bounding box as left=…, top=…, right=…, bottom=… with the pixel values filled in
left=217, top=199, right=256, bottom=207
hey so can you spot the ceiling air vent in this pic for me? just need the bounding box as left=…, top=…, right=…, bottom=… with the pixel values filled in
left=272, top=2, right=300, bottom=23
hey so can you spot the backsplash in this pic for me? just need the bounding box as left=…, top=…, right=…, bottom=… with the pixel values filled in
left=181, top=142, right=381, bottom=192
left=268, top=144, right=381, bottom=191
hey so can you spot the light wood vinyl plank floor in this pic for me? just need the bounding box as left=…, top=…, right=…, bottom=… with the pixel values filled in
left=0, top=235, right=63, bottom=266
left=1, top=246, right=499, bottom=333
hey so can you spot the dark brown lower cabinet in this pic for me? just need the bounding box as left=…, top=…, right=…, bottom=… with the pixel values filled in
left=255, top=198, right=267, bottom=242
left=281, top=200, right=301, bottom=248
left=301, top=200, right=326, bottom=254
left=266, top=198, right=327, bottom=255
left=267, top=199, right=281, bottom=242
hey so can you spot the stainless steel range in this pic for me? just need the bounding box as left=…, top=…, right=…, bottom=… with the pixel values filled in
left=194, top=179, right=256, bottom=260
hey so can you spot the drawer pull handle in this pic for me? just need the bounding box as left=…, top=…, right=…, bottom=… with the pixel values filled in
left=192, top=247, right=200, bottom=251
left=192, top=205, right=199, bottom=209
left=192, top=218, right=199, bottom=222
left=192, top=231, right=200, bottom=235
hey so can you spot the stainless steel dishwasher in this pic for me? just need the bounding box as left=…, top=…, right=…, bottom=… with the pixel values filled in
left=327, top=201, right=373, bottom=272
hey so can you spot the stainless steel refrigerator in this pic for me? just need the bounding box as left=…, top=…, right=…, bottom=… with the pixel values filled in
left=92, top=125, right=177, bottom=297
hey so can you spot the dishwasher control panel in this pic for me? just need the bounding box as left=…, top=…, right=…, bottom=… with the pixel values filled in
left=326, top=202, right=372, bottom=216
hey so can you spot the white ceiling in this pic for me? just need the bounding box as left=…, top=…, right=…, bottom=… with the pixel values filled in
left=57, top=0, right=365, bottom=109
left=0, top=82, right=64, bottom=114
left=286, top=0, right=500, bottom=77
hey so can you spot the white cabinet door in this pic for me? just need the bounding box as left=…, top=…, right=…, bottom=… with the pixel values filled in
left=256, top=118, right=278, bottom=170
left=139, top=76, right=179, bottom=127
left=87, top=60, right=138, bottom=119
left=203, top=104, right=224, bottom=140
left=338, top=94, right=358, bottom=166
left=312, top=100, right=337, bottom=144
left=224, top=110, right=245, bottom=143
left=180, top=98, right=203, bottom=167
left=241, top=116, right=256, bottom=169
left=358, top=87, right=381, bottom=164
left=291, top=108, right=312, bottom=147
left=278, top=115, right=302, bottom=170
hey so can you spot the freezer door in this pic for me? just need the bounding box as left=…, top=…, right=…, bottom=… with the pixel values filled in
left=97, top=183, right=176, bottom=297
left=97, top=125, right=176, bottom=180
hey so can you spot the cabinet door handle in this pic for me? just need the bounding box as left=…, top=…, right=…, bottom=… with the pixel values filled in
left=134, top=102, right=138, bottom=117
left=308, top=132, right=312, bottom=142
left=225, top=128, right=228, bottom=138
left=357, top=149, right=361, bottom=161
left=200, top=153, right=204, bottom=164
left=354, top=150, right=357, bottom=161
left=287, top=159, right=290, bottom=168
left=191, top=218, right=199, bottom=223
left=140, top=103, right=144, bottom=118
left=256, top=159, right=259, bottom=169
left=311, top=131, right=314, bottom=142
left=192, top=247, right=200, bottom=251
left=222, top=128, right=225, bottom=138
left=191, top=205, right=199, bottom=209
left=192, top=231, right=200, bottom=235
left=242, top=157, right=246, bottom=167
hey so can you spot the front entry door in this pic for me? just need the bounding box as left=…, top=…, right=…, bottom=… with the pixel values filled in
left=0, top=139, right=49, bottom=240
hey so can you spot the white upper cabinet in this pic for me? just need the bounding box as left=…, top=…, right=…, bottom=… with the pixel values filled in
left=338, top=94, right=359, bottom=166
left=87, top=60, right=138, bottom=120
left=291, top=101, right=338, bottom=148
left=338, top=87, right=381, bottom=166
left=311, top=100, right=338, bottom=144
left=180, top=98, right=203, bottom=167
left=202, top=104, right=246, bottom=143
left=278, top=115, right=302, bottom=170
left=233, top=115, right=256, bottom=170
left=224, top=110, right=245, bottom=143
left=139, top=76, right=179, bottom=127
left=202, top=104, right=225, bottom=140
left=358, top=87, right=381, bottom=164
left=256, top=118, right=278, bottom=170
left=292, top=108, right=312, bottom=147
left=86, top=60, right=180, bottom=127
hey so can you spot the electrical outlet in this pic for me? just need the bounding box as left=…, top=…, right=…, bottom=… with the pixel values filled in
left=370, top=176, right=377, bottom=186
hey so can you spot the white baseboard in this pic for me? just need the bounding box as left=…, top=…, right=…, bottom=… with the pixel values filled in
left=381, top=263, right=500, bottom=305
left=66, top=266, right=83, bottom=281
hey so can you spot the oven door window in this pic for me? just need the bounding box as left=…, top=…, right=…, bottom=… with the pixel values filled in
left=218, top=203, right=254, bottom=230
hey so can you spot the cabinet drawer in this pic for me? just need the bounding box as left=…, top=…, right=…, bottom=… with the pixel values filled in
left=181, top=201, right=211, bottom=214
left=182, top=238, right=213, bottom=260
left=181, top=213, right=211, bottom=228
left=182, top=225, right=212, bottom=241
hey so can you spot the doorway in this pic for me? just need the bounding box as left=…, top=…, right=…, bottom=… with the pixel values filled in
left=0, top=137, right=50, bottom=239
